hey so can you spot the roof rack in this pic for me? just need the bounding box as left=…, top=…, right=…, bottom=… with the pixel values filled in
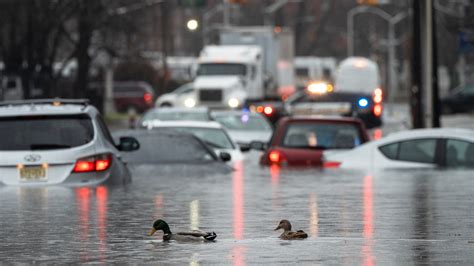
left=0, top=98, right=90, bottom=107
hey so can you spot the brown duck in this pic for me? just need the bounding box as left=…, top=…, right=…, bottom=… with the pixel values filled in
left=274, top=219, right=308, bottom=240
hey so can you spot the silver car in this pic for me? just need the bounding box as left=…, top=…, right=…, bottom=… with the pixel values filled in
left=0, top=99, right=139, bottom=186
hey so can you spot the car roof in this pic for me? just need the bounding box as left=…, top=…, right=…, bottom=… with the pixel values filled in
left=149, top=107, right=209, bottom=113
left=0, top=99, right=97, bottom=117
left=283, top=115, right=364, bottom=124
left=383, top=128, right=474, bottom=142
left=211, top=110, right=262, bottom=117
left=146, top=120, right=223, bottom=129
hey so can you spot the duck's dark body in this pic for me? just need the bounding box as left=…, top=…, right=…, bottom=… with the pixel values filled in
left=274, top=219, right=308, bottom=240
left=149, top=219, right=217, bottom=242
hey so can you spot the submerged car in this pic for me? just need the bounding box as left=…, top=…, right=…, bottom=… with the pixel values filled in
left=140, top=106, right=212, bottom=128
left=252, top=116, right=369, bottom=167
left=441, top=83, right=474, bottom=114
left=0, top=99, right=140, bottom=186
left=115, top=130, right=232, bottom=169
left=155, top=82, right=195, bottom=108
left=211, top=110, right=273, bottom=148
left=323, top=128, right=474, bottom=169
left=145, top=120, right=244, bottom=163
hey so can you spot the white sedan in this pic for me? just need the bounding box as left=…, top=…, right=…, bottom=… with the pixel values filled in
left=323, top=128, right=474, bottom=170
left=155, top=82, right=196, bottom=108
left=144, top=120, right=244, bottom=163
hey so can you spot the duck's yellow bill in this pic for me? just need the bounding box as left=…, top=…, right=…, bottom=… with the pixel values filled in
left=148, top=228, right=157, bottom=236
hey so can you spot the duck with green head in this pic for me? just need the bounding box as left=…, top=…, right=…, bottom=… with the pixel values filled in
left=274, top=219, right=308, bottom=240
left=148, top=219, right=217, bottom=242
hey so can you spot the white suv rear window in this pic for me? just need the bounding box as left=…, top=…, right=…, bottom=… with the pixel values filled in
left=0, top=115, right=94, bottom=151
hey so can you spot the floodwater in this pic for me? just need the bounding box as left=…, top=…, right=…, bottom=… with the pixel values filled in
left=1, top=150, right=474, bottom=264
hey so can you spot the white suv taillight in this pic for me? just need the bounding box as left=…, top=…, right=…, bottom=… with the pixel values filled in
left=73, top=154, right=112, bottom=173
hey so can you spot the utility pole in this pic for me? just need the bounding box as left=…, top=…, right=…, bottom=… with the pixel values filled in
left=411, top=0, right=424, bottom=128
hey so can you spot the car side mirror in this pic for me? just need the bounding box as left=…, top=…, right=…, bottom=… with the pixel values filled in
left=239, top=143, right=251, bottom=152
left=117, top=137, right=140, bottom=152
left=219, top=152, right=232, bottom=162
left=250, top=141, right=267, bottom=151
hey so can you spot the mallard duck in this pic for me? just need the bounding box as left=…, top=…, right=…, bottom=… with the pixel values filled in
left=274, top=219, right=308, bottom=240
left=148, top=219, right=217, bottom=242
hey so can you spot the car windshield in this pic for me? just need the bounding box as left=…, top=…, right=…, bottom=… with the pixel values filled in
left=142, top=110, right=209, bottom=122
left=197, top=63, right=246, bottom=76
left=213, top=113, right=271, bottom=131
left=281, top=122, right=362, bottom=149
left=0, top=115, right=94, bottom=151
left=119, top=131, right=216, bottom=163
left=160, top=127, right=235, bottom=149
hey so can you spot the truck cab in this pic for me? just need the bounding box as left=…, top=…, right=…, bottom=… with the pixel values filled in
left=193, top=45, right=263, bottom=109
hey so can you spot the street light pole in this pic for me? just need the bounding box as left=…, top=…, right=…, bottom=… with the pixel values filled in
left=347, top=6, right=407, bottom=102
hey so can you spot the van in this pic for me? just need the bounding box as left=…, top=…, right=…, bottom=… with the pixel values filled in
left=334, top=57, right=381, bottom=94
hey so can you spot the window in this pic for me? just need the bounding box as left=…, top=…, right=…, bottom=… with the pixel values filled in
left=398, top=139, right=436, bottom=163
left=446, top=139, right=474, bottom=167
left=280, top=122, right=362, bottom=149
left=197, top=63, right=247, bottom=76
left=295, top=68, right=309, bottom=77
left=379, top=143, right=399, bottom=160
left=96, top=115, right=115, bottom=145
left=378, top=139, right=436, bottom=164
left=0, top=115, right=94, bottom=151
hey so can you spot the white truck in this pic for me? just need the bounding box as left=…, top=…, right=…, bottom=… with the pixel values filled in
left=294, top=57, right=337, bottom=88
left=190, top=26, right=295, bottom=109
left=193, top=45, right=263, bottom=109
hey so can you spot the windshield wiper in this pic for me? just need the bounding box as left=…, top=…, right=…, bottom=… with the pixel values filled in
left=30, top=144, right=72, bottom=150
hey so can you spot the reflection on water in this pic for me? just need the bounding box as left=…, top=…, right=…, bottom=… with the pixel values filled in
left=233, top=161, right=244, bottom=240
left=362, top=175, right=375, bottom=266
left=232, top=245, right=245, bottom=266
left=96, top=186, right=108, bottom=263
left=270, top=164, right=280, bottom=209
left=190, top=200, right=200, bottom=230
left=309, top=193, right=319, bottom=238
left=154, top=194, right=163, bottom=219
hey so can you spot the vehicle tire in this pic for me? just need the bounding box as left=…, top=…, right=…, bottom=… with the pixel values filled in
left=160, top=102, right=172, bottom=107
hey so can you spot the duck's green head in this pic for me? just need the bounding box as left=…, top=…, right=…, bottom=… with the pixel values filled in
left=148, top=219, right=171, bottom=236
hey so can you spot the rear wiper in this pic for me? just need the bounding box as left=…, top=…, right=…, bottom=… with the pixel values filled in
left=30, top=144, right=72, bottom=150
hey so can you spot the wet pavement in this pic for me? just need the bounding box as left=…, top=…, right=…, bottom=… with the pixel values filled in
left=1, top=111, right=474, bottom=264
left=1, top=148, right=474, bottom=264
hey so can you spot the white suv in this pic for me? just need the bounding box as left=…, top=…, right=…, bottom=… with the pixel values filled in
left=0, top=99, right=139, bottom=186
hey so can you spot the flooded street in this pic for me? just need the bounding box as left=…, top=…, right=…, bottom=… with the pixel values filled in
left=1, top=149, right=474, bottom=264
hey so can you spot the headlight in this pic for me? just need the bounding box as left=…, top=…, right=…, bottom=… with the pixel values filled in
left=307, top=82, right=330, bottom=94
left=184, top=98, right=196, bottom=108
left=228, top=98, right=240, bottom=108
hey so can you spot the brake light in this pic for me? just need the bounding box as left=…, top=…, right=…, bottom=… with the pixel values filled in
left=268, top=150, right=285, bottom=164
left=263, top=106, right=273, bottom=116
left=323, top=161, right=341, bottom=168
left=373, top=88, right=383, bottom=104
left=73, top=154, right=112, bottom=173
left=373, top=104, right=383, bottom=117
left=144, top=93, right=153, bottom=104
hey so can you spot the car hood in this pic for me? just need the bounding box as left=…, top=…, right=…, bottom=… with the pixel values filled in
left=227, top=130, right=272, bottom=144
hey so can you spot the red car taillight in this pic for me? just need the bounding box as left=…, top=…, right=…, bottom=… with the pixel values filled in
left=73, top=154, right=112, bottom=173
left=144, top=92, right=153, bottom=105
left=323, top=161, right=341, bottom=168
left=268, top=150, right=286, bottom=164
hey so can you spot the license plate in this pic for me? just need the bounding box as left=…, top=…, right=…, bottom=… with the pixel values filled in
left=19, top=166, right=47, bottom=181
left=293, top=102, right=352, bottom=115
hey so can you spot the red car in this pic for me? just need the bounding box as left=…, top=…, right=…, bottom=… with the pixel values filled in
left=251, top=116, right=370, bottom=167
left=114, top=81, right=155, bottom=113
